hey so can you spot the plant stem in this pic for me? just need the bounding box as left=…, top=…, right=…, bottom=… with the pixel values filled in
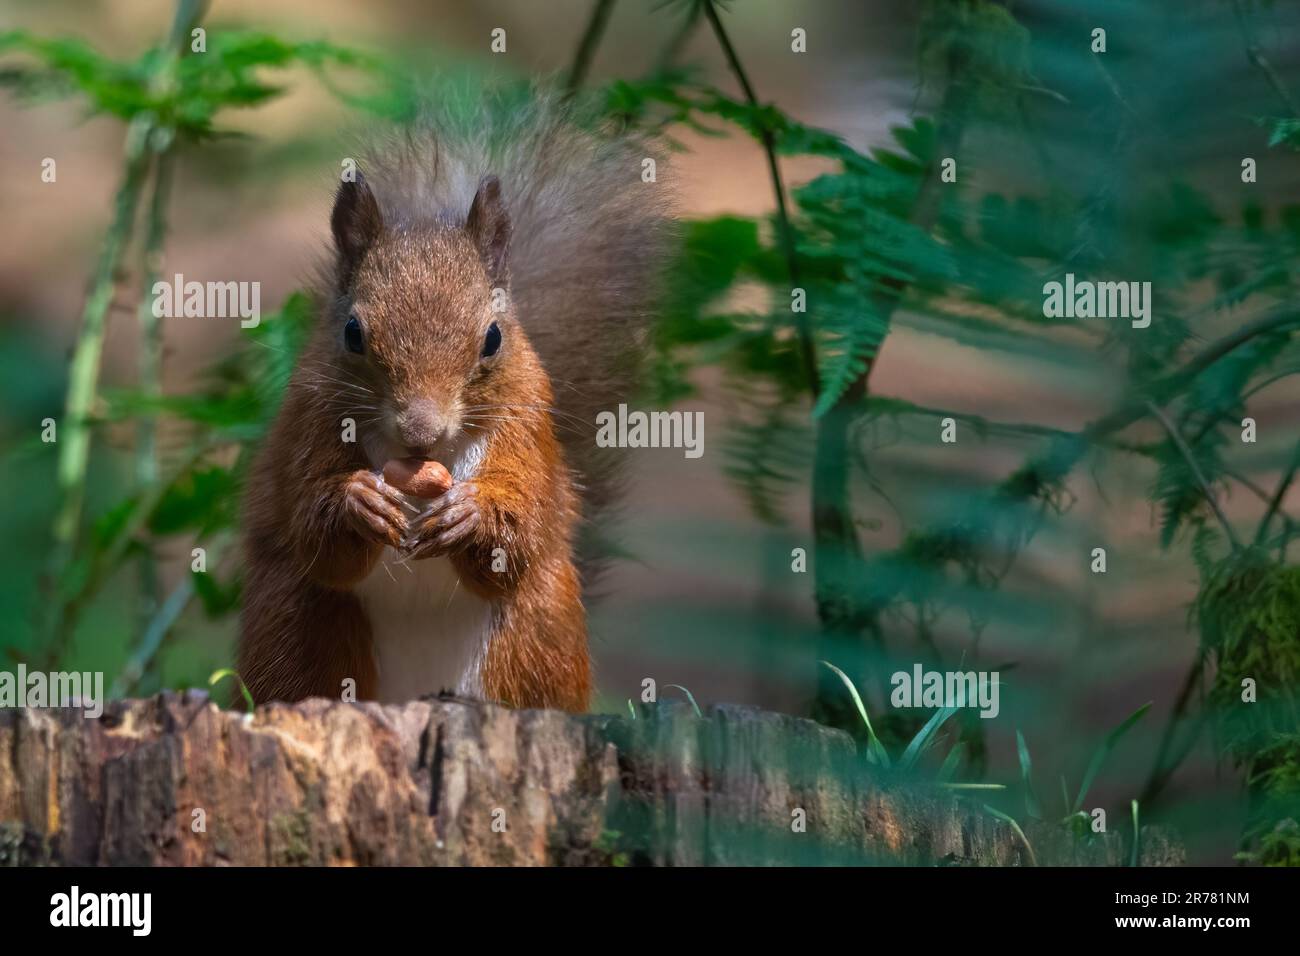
left=49, top=128, right=151, bottom=567
left=565, top=0, right=617, bottom=94
left=695, top=0, right=897, bottom=723
left=135, top=151, right=175, bottom=633
left=654, top=1, right=702, bottom=74
left=1221, top=466, right=1300, bottom=543
left=1231, top=0, right=1299, bottom=117
left=1145, top=400, right=1242, bottom=551
left=1138, top=656, right=1206, bottom=807
left=43, top=0, right=205, bottom=661
left=112, top=572, right=194, bottom=698
left=696, top=0, right=882, bottom=723
left=113, top=527, right=224, bottom=697
left=810, top=44, right=971, bottom=721
left=1091, top=52, right=1137, bottom=117
left=811, top=387, right=866, bottom=657
left=854, top=306, right=1300, bottom=640
left=136, top=0, right=193, bottom=491
left=133, top=0, right=204, bottom=641
left=700, top=0, right=817, bottom=395
left=1255, top=441, right=1300, bottom=546
left=41, top=442, right=210, bottom=668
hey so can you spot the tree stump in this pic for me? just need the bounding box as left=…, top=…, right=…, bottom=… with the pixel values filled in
left=0, top=692, right=1181, bottom=866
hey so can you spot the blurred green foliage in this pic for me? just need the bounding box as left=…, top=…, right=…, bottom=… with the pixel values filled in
left=1, top=0, right=1298, bottom=864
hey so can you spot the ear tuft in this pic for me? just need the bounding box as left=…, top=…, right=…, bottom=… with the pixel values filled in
left=465, top=174, right=511, bottom=284
left=331, top=172, right=383, bottom=286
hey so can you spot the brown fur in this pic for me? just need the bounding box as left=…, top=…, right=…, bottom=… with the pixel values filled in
left=238, top=93, right=669, bottom=711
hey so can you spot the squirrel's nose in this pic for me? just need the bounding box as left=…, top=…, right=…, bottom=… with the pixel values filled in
left=395, top=398, right=450, bottom=457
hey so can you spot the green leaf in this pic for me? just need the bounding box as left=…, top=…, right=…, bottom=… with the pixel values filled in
left=811, top=299, right=883, bottom=417
left=0, top=30, right=150, bottom=119
left=192, top=569, right=241, bottom=617
left=1258, top=116, right=1300, bottom=150
left=0, top=27, right=388, bottom=139
left=149, top=465, right=238, bottom=537
left=720, top=404, right=811, bottom=526
left=90, top=496, right=140, bottom=550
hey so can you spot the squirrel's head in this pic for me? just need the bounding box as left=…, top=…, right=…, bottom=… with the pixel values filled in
left=326, top=171, right=535, bottom=465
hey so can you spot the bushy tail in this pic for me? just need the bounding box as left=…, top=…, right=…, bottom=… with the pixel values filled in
left=360, top=84, right=675, bottom=583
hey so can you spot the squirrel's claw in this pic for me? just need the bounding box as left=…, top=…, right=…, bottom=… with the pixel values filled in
left=403, top=483, right=482, bottom=559
left=343, top=470, right=409, bottom=548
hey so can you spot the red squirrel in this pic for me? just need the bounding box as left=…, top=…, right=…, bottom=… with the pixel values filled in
left=238, top=96, right=670, bottom=712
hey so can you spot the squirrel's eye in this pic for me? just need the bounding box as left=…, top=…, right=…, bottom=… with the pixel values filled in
left=481, top=321, right=502, bottom=358
left=344, top=316, right=365, bottom=354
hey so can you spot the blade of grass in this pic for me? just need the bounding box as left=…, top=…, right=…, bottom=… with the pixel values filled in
left=1130, top=799, right=1141, bottom=867
left=819, top=660, right=891, bottom=768
left=985, top=804, right=1038, bottom=866
left=1016, top=729, right=1042, bottom=819
left=936, top=741, right=966, bottom=783
left=209, top=668, right=254, bottom=713
left=899, top=706, right=957, bottom=770
left=1073, top=702, right=1152, bottom=814
left=664, top=683, right=703, bottom=717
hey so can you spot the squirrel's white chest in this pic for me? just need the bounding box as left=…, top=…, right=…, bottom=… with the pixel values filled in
left=355, top=551, right=493, bottom=703
left=354, top=434, right=493, bottom=704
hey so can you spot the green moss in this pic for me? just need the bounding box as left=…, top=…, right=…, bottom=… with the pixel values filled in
left=1246, top=819, right=1300, bottom=867
left=269, top=807, right=315, bottom=866
left=0, top=822, right=50, bottom=866
left=1197, top=554, right=1300, bottom=862
left=1197, top=556, right=1300, bottom=746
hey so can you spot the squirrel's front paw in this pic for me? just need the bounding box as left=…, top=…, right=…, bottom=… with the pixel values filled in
left=402, top=482, right=482, bottom=559
left=342, top=470, right=409, bottom=548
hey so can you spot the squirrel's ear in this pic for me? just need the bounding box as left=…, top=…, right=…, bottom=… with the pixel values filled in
left=465, top=174, right=511, bottom=284
left=331, top=172, right=383, bottom=284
